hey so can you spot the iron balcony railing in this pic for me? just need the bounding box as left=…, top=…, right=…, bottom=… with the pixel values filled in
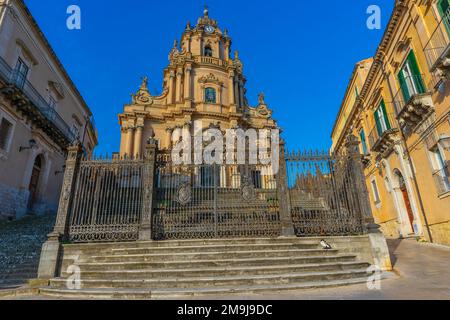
left=433, top=163, right=450, bottom=196
left=368, top=112, right=398, bottom=150
left=424, top=8, right=450, bottom=71
left=392, top=74, right=427, bottom=116
left=0, top=55, right=86, bottom=144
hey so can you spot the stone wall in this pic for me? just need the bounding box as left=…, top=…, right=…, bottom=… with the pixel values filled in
left=0, top=182, right=57, bottom=220
left=379, top=219, right=401, bottom=239
left=429, top=220, right=450, bottom=247
left=0, top=182, right=29, bottom=219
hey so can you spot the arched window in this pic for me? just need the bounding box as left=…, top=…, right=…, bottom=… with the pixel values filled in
left=204, top=87, right=216, bottom=103
left=204, top=45, right=213, bottom=57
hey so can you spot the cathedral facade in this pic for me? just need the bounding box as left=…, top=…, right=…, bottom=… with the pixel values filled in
left=118, top=8, right=278, bottom=157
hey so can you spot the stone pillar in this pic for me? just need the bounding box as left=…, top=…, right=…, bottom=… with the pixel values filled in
left=126, top=126, right=134, bottom=157
left=277, top=140, right=295, bottom=237
left=37, top=143, right=82, bottom=279
left=139, top=138, right=158, bottom=240
left=184, top=65, right=192, bottom=100
left=239, top=80, right=245, bottom=107
left=228, top=72, right=235, bottom=105
left=345, top=134, right=375, bottom=228
left=165, top=127, right=173, bottom=150
left=176, top=69, right=183, bottom=103
left=134, top=125, right=143, bottom=158
left=168, top=71, right=175, bottom=105
left=345, top=134, right=392, bottom=271
left=234, top=77, right=240, bottom=107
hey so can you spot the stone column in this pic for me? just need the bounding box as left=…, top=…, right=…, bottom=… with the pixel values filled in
left=134, top=125, right=144, bottom=158
left=345, top=134, right=392, bottom=271
left=277, top=140, right=295, bottom=237
left=345, top=134, right=375, bottom=228
left=37, top=143, right=82, bottom=279
left=139, top=138, right=158, bottom=240
left=126, top=126, right=134, bottom=158
left=184, top=65, right=192, bottom=100
left=239, top=80, right=245, bottom=107
left=168, top=71, right=175, bottom=105
left=165, top=127, right=174, bottom=150
left=228, top=72, right=236, bottom=112
left=176, top=68, right=183, bottom=103
left=234, top=77, right=240, bottom=107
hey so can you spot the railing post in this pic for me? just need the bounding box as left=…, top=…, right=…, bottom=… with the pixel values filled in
left=277, top=139, right=295, bottom=237
left=37, top=143, right=82, bottom=279
left=345, top=134, right=392, bottom=271
left=139, top=137, right=157, bottom=240
left=345, top=135, right=377, bottom=231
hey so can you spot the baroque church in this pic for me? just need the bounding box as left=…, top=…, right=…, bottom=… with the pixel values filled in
left=118, top=7, right=278, bottom=157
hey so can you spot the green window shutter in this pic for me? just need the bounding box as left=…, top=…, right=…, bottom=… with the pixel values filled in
left=437, top=0, right=450, bottom=35
left=374, top=110, right=382, bottom=136
left=380, top=100, right=391, bottom=130
left=407, top=50, right=426, bottom=94
left=397, top=70, right=410, bottom=102
left=360, top=130, right=368, bottom=155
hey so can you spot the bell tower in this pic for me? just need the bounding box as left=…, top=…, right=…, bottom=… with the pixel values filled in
left=118, top=7, right=278, bottom=156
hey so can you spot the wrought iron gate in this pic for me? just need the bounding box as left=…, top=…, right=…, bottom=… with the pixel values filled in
left=68, top=157, right=145, bottom=242
left=152, top=152, right=281, bottom=240
left=286, top=151, right=364, bottom=236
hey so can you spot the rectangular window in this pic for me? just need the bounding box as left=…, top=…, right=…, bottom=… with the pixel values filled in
left=359, top=129, right=368, bottom=155
left=14, top=58, right=29, bottom=89
left=0, top=117, right=13, bottom=151
left=374, top=100, right=391, bottom=136
left=251, top=170, right=262, bottom=189
left=371, top=179, right=381, bottom=204
left=48, top=96, right=57, bottom=120
left=397, top=50, right=426, bottom=102
left=200, top=166, right=215, bottom=187
left=430, top=146, right=450, bottom=194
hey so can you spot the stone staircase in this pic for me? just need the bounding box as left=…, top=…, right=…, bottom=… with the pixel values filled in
left=38, top=237, right=374, bottom=299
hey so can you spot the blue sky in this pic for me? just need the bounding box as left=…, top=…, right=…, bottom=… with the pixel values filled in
left=25, top=0, right=393, bottom=154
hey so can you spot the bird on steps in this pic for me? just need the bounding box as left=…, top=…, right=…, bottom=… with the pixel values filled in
left=320, top=239, right=332, bottom=250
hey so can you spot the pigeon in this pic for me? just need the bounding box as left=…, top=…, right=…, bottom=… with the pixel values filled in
left=320, top=239, right=332, bottom=250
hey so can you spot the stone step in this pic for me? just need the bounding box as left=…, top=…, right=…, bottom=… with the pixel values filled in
left=61, top=261, right=370, bottom=279
left=109, top=242, right=319, bottom=255
left=62, top=237, right=324, bottom=250
left=89, top=249, right=340, bottom=263
left=50, top=268, right=370, bottom=290
left=73, top=255, right=358, bottom=271
left=39, top=276, right=371, bottom=299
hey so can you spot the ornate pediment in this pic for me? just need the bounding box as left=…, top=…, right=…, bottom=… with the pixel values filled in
left=132, top=76, right=154, bottom=105
left=198, top=73, right=223, bottom=85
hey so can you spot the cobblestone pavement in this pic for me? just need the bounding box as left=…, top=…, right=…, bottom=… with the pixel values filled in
left=0, top=214, right=55, bottom=288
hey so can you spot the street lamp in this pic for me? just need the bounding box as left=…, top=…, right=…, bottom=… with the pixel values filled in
left=19, top=139, right=37, bottom=152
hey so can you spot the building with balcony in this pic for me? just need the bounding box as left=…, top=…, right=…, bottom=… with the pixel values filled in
left=0, top=0, right=98, bottom=219
left=331, top=0, right=450, bottom=246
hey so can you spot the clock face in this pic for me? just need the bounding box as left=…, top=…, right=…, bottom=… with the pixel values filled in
left=205, top=25, right=215, bottom=34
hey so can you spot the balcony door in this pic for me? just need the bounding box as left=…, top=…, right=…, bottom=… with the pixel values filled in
left=398, top=51, right=425, bottom=102
left=374, top=100, right=391, bottom=136
left=437, top=0, right=450, bottom=35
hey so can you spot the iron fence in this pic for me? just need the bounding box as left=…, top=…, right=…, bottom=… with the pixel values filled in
left=286, top=150, right=364, bottom=237
left=68, top=156, right=146, bottom=242
left=152, top=151, right=281, bottom=240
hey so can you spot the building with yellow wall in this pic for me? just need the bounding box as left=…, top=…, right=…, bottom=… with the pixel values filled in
left=332, top=0, right=450, bottom=246
left=118, top=8, right=278, bottom=159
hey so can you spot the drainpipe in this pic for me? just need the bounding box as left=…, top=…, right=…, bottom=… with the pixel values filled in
left=380, top=61, right=433, bottom=243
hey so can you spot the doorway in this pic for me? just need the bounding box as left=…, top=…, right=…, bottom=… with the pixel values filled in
left=397, top=172, right=415, bottom=233
left=28, top=155, right=43, bottom=211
